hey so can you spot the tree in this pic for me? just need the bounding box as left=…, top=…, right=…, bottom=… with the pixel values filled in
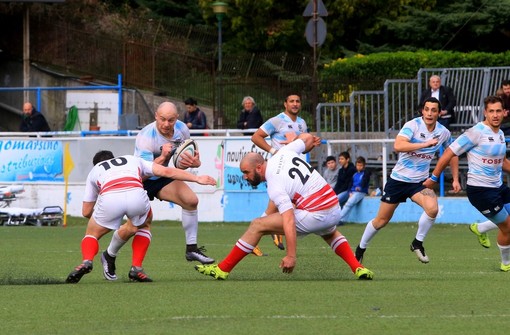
left=372, top=1, right=510, bottom=53
left=198, top=0, right=310, bottom=54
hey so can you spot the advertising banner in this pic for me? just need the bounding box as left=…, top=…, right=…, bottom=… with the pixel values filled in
left=0, top=139, right=63, bottom=182
left=223, top=138, right=270, bottom=192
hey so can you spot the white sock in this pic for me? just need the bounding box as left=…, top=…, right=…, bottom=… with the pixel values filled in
left=359, top=220, right=378, bottom=249
left=498, top=243, right=510, bottom=265
left=416, top=212, right=435, bottom=241
left=477, top=220, right=498, bottom=233
left=182, top=209, right=198, bottom=245
left=107, top=230, right=127, bottom=257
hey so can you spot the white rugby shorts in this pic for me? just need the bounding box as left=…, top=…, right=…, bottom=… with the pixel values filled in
left=92, top=188, right=151, bottom=230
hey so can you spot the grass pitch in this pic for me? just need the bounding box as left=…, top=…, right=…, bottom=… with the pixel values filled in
left=1, top=218, right=509, bottom=334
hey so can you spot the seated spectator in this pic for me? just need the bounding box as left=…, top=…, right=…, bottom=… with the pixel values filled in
left=322, top=155, right=340, bottom=188
left=497, top=80, right=510, bottom=135
left=184, top=98, right=207, bottom=135
left=337, top=156, right=371, bottom=225
left=333, top=151, right=357, bottom=207
left=237, top=96, right=263, bottom=135
left=20, top=101, right=51, bottom=132
left=418, top=75, right=456, bottom=129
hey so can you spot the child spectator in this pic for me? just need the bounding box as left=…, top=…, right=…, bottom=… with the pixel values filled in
left=337, top=156, right=371, bottom=225
left=322, top=155, right=340, bottom=188
left=333, top=152, right=357, bottom=207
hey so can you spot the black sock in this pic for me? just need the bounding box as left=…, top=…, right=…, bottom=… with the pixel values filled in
left=412, top=238, right=422, bottom=247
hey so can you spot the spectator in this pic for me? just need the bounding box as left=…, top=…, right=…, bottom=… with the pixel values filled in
left=497, top=80, right=510, bottom=135
left=322, top=155, right=340, bottom=188
left=20, top=102, right=51, bottom=132
left=333, top=152, right=357, bottom=207
left=237, top=96, right=263, bottom=135
left=337, top=156, right=371, bottom=225
left=183, top=98, right=207, bottom=135
left=418, top=75, right=456, bottom=129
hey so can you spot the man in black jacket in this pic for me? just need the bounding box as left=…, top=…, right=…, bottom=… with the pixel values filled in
left=333, top=151, right=357, bottom=207
left=418, top=75, right=456, bottom=129
left=20, top=102, right=51, bottom=132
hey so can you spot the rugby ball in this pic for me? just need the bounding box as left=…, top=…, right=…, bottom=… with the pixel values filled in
left=172, top=139, right=197, bottom=169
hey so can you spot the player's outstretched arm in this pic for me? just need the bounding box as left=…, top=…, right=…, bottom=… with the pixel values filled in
left=279, top=209, right=297, bottom=274
left=152, top=163, right=215, bottom=185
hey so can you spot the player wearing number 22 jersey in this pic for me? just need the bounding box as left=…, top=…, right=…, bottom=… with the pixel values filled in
left=194, top=133, right=374, bottom=280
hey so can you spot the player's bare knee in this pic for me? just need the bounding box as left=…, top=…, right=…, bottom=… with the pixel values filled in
left=424, top=205, right=438, bottom=218
left=249, top=217, right=268, bottom=233
left=373, top=218, right=389, bottom=229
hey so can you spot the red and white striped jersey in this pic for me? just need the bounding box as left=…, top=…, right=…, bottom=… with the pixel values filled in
left=83, top=155, right=154, bottom=202
left=266, top=140, right=339, bottom=214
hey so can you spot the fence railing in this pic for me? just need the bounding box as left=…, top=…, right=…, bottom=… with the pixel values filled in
left=315, top=66, right=510, bottom=167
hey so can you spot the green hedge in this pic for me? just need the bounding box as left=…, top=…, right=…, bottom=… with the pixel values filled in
left=321, top=50, right=510, bottom=84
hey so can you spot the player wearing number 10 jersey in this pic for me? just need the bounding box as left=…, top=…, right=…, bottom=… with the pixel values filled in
left=195, top=133, right=373, bottom=280
left=65, top=151, right=216, bottom=283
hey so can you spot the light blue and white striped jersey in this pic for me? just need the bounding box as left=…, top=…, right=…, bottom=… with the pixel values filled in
left=134, top=120, right=190, bottom=167
left=259, top=112, right=308, bottom=150
left=391, top=117, right=451, bottom=183
left=449, top=122, right=506, bottom=188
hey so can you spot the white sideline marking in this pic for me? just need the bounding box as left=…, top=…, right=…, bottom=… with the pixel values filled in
left=169, top=313, right=510, bottom=320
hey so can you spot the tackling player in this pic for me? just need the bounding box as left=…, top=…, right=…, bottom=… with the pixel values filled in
left=195, top=133, right=373, bottom=280
left=65, top=150, right=216, bottom=283
left=424, top=95, right=510, bottom=271
left=355, top=97, right=461, bottom=264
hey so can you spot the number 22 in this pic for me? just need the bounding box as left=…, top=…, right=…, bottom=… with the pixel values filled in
left=288, top=157, right=314, bottom=184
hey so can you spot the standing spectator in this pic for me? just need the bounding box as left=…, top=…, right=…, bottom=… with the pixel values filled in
left=355, top=97, right=461, bottom=265
left=322, top=155, right=340, bottom=189
left=184, top=98, right=207, bottom=135
left=424, top=96, right=510, bottom=272
left=237, top=96, right=263, bottom=135
left=419, top=75, right=457, bottom=129
left=195, top=133, right=373, bottom=281
left=333, top=152, right=357, bottom=207
left=497, top=80, right=510, bottom=135
left=20, top=101, right=51, bottom=132
left=337, top=156, right=371, bottom=225
left=251, top=93, right=321, bottom=253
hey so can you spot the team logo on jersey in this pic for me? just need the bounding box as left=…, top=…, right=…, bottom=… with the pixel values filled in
left=287, top=125, right=293, bottom=129
left=420, top=133, right=426, bottom=139
left=500, top=135, right=505, bottom=143
left=298, top=125, right=303, bottom=132
left=488, top=136, right=494, bottom=142
left=433, top=134, right=440, bottom=140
